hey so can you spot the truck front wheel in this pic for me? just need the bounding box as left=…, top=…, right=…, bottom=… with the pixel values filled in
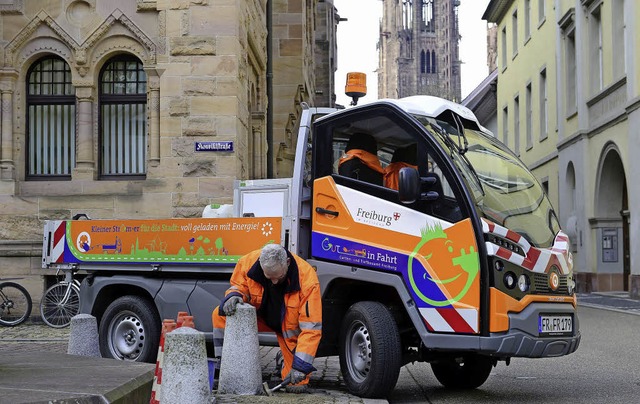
left=339, top=301, right=401, bottom=398
left=99, top=295, right=161, bottom=363
left=430, top=354, right=493, bottom=389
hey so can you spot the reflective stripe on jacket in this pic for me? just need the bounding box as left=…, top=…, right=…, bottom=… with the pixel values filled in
left=219, top=248, right=322, bottom=374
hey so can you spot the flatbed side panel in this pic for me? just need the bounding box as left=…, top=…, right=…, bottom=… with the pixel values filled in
left=42, top=220, right=66, bottom=267
left=45, top=217, right=282, bottom=267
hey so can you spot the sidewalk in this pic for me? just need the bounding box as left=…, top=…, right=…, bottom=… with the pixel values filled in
left=576, top=291, right=640, bottom=315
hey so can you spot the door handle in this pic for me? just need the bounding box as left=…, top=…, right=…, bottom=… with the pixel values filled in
left=315, top=207, right=339, bottom=217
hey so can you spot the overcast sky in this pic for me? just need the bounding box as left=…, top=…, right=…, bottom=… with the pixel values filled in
left=334, top=0, right=491, bottom=106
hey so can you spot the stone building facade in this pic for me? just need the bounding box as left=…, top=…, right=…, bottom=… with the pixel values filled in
left=378, top=0, right=461, bottom=102
left=0, top=0, right=337, bottom=302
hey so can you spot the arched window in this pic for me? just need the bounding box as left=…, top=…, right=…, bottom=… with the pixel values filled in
left=99, top=56, right=147, bottom=178
left=431, top=51, right=437, bottom=74
left=420, top=50, right=426, bottom=74
left=426, top=50, right=431, bottom=73
left=26, top=56, right=75, bottom=179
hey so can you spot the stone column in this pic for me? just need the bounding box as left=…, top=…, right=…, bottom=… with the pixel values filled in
left=74, top=86, right=94, bottom=179
left=251, top=112, right=266, bottom=179
left=0, top=71, right=17, bottom=183
left=146, top=70, right=161, bottom=166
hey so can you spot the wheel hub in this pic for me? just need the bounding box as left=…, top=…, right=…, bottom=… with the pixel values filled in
left=348, top=323, right=371, bottom=378
left=113, top=315, right=144, bottom=357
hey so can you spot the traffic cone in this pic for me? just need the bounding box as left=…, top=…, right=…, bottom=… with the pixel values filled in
left=181, top=315, right=195, bottom=328
left=176, top=311, right=189, bottom=327
left=150, top=319, right=177, bottom=404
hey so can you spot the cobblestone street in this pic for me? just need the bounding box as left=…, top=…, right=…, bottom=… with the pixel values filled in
left=0, top=322, right=69, bottom=354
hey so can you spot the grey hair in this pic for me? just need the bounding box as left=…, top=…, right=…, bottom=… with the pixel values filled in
left=259, top=244, right=288, bottom=275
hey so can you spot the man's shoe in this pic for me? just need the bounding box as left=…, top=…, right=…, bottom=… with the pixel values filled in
left=285, top=384, right=310, bottom=394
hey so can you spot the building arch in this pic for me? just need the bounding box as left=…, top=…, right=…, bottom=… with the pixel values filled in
left=4, top=11, right=81, bottom=69
left=594, top=143, right=626, bottom=218
left=564, top=161, right=578, bottom=251
left=594, top=142, right=629, bottom=291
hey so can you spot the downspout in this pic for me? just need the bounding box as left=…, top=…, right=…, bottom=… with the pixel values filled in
left=266, top=0, right=274, bottom=178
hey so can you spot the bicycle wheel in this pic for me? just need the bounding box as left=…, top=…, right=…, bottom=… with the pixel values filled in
left=40, top=281, right=80, bottom=328
left=0, top=282, right=33, bottom=326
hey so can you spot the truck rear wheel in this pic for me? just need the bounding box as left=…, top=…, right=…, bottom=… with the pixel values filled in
left=430, top=354, right=493, bottom=389
left=99, top=295, right=160, bottom=363
left=339, top=301, right=401, bottom=398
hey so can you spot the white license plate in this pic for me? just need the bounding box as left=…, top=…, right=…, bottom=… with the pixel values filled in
left=539, top=315, right=572, bottom=336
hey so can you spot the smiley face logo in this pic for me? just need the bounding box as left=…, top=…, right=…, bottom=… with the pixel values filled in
left=407, top=223, right=479, bottom=307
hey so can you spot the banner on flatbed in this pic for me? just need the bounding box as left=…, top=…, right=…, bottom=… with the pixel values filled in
left=55, top=217, right=282, bottom=265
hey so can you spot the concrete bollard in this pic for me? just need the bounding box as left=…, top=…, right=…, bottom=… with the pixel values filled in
left=162, top=326, right=212, bottom=403
left=217, top=303, right=262, bottom=395
left=67, top=314, right=101, bottom=357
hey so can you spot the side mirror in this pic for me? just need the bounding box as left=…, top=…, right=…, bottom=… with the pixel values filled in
left=398, top=167, right=420, bottom=204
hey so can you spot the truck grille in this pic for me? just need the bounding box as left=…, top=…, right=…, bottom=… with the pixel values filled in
left=532, top=273, right=569, bottom=294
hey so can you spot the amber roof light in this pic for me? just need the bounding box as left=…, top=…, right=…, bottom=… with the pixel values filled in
left=345, top=72, right=367, bottom=106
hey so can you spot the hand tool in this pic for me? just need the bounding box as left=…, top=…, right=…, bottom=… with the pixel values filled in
left=262, top=374, right=291, bottom=396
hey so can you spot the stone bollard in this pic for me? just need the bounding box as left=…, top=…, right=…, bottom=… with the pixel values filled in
left=162, top=326, right=212, bottom=403
left=217, top=303, right=262, bottom=395
left=67, top=314, right=101, bottom=357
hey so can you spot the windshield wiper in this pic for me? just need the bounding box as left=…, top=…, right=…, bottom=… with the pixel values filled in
left=433, top=117, right=483, bottom=196
left=452, top=114, right=469, bottom=155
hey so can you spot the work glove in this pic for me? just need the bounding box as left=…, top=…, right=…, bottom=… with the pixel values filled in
left=222, top=296, right=243, bottom=316
left=286, top=368, right=306, bottom=385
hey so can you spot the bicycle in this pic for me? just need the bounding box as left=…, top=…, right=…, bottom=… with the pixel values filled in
left=0, top=278, right=33, bottom=326
left=40, top=269, right=81, bottom=328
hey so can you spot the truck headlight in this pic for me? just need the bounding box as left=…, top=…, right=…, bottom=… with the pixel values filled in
left=504, top=272, right=516, bottom=289
left=518, top=274, right=530, bottom=292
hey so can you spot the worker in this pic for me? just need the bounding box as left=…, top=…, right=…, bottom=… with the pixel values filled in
left=384, top=143, right=418, bottom=190
left=212, top=243, right=322, bottom=393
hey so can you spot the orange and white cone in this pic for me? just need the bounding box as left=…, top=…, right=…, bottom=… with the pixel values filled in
left=181, top=315, right=195, bottom=328
left=150, top=319, right=177, bottom=404
left=176, top=311, right=189, bottom=327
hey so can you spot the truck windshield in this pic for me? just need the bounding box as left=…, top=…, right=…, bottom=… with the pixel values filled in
left=418, top=116, right=560, bottom=248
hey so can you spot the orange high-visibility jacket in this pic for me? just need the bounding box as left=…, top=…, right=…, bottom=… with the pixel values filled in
left=338, top=149, right=385, bottom=174
left=384, top=162, right=418, bottom=190
left=221, top=248, right=322, bottom=374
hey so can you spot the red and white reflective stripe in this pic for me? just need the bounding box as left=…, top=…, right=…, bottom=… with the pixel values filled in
left=51, top=221, right=66, bottom=264
left=419, top=307, right=478, bottom=334
left=482, top=219, right=572, bottom=275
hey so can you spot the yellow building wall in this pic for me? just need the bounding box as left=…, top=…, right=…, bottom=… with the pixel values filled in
left=496, top=0, right=559, bottom=211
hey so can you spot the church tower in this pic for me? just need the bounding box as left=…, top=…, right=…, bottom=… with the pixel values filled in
left=378, top=0, right=461, bottom=102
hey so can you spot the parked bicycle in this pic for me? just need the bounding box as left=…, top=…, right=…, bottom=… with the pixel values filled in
left=40, top=269, right=81, bottom=328
left=0, top=278, right=32, bottom=326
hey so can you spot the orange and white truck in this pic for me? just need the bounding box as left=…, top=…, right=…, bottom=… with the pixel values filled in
left=42, top=91, right=580, bottom=398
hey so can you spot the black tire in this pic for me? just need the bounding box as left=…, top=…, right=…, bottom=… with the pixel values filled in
left=339, top=301, right=402, bottom=398
left=40, top=282, right=80, bottom=328
left=99, top=295, right=161, bottom=363
left=0, top=282, right=32, bottom=326
left=431, top=354, right=493, bottom=389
